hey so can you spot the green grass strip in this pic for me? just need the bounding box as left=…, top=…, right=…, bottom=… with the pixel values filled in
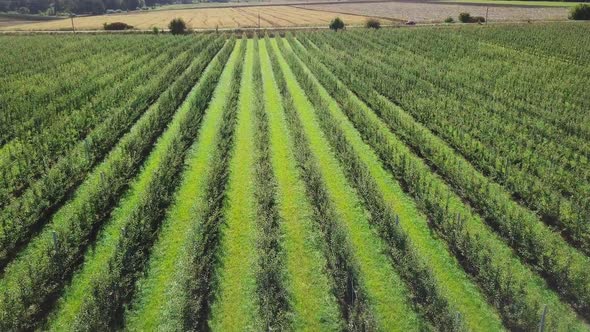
left=45, top=39, right=231, bottom=331
left=209, top=39, right=260, bottom=331
left=267, top=38, right=422, bottom=331
left=259, top=40, right=343, bottom=331
left=282, top=37, right=504, bottom=331
left=126, top=39, right=243, bottom=331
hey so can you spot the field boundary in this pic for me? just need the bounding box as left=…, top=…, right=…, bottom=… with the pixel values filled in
left=1, top=19, right=586, bottom=34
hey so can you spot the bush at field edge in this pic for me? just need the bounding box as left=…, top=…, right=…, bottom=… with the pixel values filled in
left=169, top=18, right=188, bottom=35
left=103, top=22, right=133, bottom=30
left=569, top=4, right=590, bottom=20
left=458, top=12, right=485, bottom=23
left=366, top=18, right=381, bottom=29
left=329, top=17, right=345, bottom=31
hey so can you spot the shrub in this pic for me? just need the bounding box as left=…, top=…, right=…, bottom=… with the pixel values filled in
left=329, top=17, right=344, bottom=31
left=169, top=18, right=187, bottom=35
left=17, top=6, right=30, bottom=14
left=569, top=4, right=590, bottom=20
left=473, top=16, right=486, bottom=23
left=444, top=16, right=454, bottom=23
left=153, top=26, right=159, bottom=34
left=458, top=12, right=471, bottom=23
left=103, top=22, right=133, bottom=30
left=458, top=12, right=485, bottom=23
left=365, top=18, right=381, bottom=29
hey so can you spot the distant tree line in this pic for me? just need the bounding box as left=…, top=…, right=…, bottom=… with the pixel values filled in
left=0, top=0, right=194, bottom=15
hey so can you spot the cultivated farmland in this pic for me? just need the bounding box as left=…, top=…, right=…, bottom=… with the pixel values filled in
left=297, top=2, right=569, bottom=22
left=0, top=23, right=589, bottom=331
left=0, top=6, right=372, bottom=31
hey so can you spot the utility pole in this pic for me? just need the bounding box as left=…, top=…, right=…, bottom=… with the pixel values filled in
left=258, top=12, right=260, bottom=29
left=70, top=14, right=76, bottom=33
left=485, top=7, right=489, bottom=24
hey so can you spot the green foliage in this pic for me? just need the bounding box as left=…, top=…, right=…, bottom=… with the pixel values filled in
left=49, top=39, right=230, bottom=331
left=569, top=4, right=590, bottom=19
left=473, top=15, right=486, bottom=22
left=173, top=40, right=244, bottom=331
left=277, top=36, right=468, bottom=331
left=103, top=21, right=133, bottom=30
left=458, top=13, right=485, bottom=23
left=365, top=18, right=381, bottom=29
left=0, top=36, right=225, bottom=331
left=266, top=38, right=376, bottom=330
left=1, top=24, right=589, bottom=331
left=124, top=39, right=239, bottom=331
left=152, top=26, right=159, bottom=34
left=0, top=36, right=216, bottom=270
left=268, top=36, right=426, bottom=330
left=444, top=16, right=454, bottom=23
left=169, top=17, right=187, bottom=35
left=299, top=27, right=590, bottom=328
left=249, top=38, right=292, bottom=330
left=458, top=12, right=471, bottom=22
left=329, top=17, right=344, bottom=31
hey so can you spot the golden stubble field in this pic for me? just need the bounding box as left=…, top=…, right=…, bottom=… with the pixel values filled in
left=1, top=5, right=374, bottom=31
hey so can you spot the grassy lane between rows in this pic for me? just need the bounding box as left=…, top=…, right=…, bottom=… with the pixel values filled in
left=209, top=39, right=260, bottom=331
left=169, top=39, right=245, bottom=330
left=0, top=38, right=225, bottom=331
left=259, top=39, right=343, bottom=331
left=265, top=37, right=424, bottom=331
left=279, top=36, right=504, bottom=331
left=295, top=35, right=586, bottom=331
left=45, top=38, right=234, bottom=331
left=125, top=38, right=243, bottom=331
left=250, top=36, right=291, bottom=330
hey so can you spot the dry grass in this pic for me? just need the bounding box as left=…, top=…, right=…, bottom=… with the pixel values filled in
left=0, top=6, right=372, bottom=31
left=297, top=2, right=569, bottom=22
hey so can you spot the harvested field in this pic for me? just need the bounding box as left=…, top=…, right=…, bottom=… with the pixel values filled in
left=297, top=1, right=569, bottom=22
left=0, top=6, right=372, bottom=31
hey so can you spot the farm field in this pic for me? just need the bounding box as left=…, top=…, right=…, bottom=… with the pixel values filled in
left=0, top=5, right=373, bottom=31
left=0, top=23, right=590, bottom=330
left=436, top=0, right=586, bottom=7
left=298, top=1, right=570, bottom=22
